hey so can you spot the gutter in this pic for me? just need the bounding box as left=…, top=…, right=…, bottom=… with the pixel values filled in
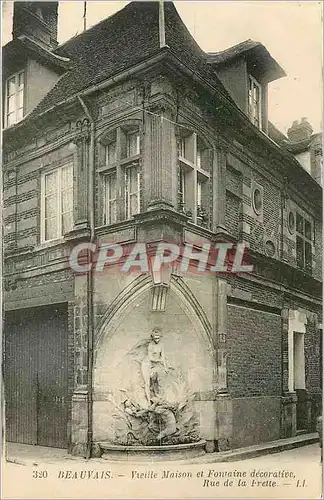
left=77, top=96, right=95, bottom=459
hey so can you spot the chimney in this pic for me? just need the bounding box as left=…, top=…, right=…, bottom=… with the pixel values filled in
left=12, top=2, right=58, bottom=51
left=287, top=117, right=313, bottom=143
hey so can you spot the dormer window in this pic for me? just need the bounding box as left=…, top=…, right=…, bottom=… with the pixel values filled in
left=5, top=71, right=24, bottom=127
left=248, top=75, right=262, bottom=129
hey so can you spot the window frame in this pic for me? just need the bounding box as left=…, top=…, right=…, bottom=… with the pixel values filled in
left=40, top=162, right=74, bottom=243
left=99, top=124, right=142, bottom=225
left=5, top=70, right=25, bottom=128
left=125, top=163, right=141, bottom=219
left=105, top=140, right=117, bottom=167
left=248, top=75, right=262, bottom=130
left=177, top=131, right=210, bottom=225
left=103, top=170, right=117, bottom=225
left=296, top=212, right=313, bottom=273
left=126, top=130, right=140, bottom=158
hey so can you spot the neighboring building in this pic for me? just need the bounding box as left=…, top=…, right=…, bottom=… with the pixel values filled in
left=2, top=1, right=322, bottom=456
left=286, top=118, right=322, bottom=185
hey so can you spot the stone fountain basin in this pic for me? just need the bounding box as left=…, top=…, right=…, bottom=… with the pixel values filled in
left=99, top=440, right=206, bottom=461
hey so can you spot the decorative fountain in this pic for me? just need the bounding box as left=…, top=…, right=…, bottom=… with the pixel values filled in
left=97, top=327, right=206, bottom=460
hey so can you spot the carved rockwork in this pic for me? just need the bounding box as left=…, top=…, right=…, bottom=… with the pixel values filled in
left=101, top=328, right=200, bottom=446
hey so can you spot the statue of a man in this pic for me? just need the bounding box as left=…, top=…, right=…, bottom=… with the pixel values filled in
left=141, top=328, right=168, bottom=403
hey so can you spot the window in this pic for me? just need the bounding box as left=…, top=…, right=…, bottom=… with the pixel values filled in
left=197, top=178, right=202, bottom=207
left=248, top=75, right=262, bottom=129
left=288, top=211, right=295, bottom=233
left=104, top=171, right=117, bottom=225
left=196, top=149, right=202, bottom=169
left=100, top=125, right=142, bottom=225
left=5, top=71, right=24, bottom=127
left=177, top=131, right=210, bottom=226
left=41, top=164, right=74, bottom=242
left=105, top=141, right=117, bottom=166
left=296, top=213, right=313, bottom=272
left=178, top=166, right=186, bottom=212
left=252, top=187, right=263, bottom=215
left=126, top=131, right=140, bottom=158
left=125, top=165, right=140, bottom=218
left=179, top=138, right=186, bottom=159
left=196, top=174, right=208, bottom=227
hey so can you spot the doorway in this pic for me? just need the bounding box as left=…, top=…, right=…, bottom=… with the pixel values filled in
left=4, top=304, right=69, bottom=448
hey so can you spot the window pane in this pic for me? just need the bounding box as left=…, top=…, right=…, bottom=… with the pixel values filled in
left=8, top=95, right=15, bottom=113
left=126, top=166, right=140, bottom=217
left=18, top=89, right=24, bottom=109
left=253, top=84, right=259, bottom=102
left=61, top=189, right=73, bottom=213
left=45, top=217, right=58, bottom=240
left=45, top=171, right=57, bottom=194
left=105, top=142, right=116, bottom=165
left=105, top=172, right=116, bottom=199
left=129, top=193, right=138, bottom=216
left=305, top=241, right=312, bottom=272
left=127, top=132, right=140, bottom=157
left=127, top=166, right=138, bottom=193
left=296, top=236, right=304, bottom=268
left=179, top=168, right=185, bottom=198
left=109, top=200, right=117, bottom=224
left=62, top=212, right=73, bottom=234
left=196, top=150, right=202, bottom=169
left=45, top=195, right=57, bottom=217
left=17, top=107, right=24, bottom=121
left=7, top=77, right=16, bottom=96
left=105, top=173, right=117, bottom=224
left=61, top=164, right=73, bottom=187
left=305, top=220, right=312, bottom=240
left=7, top=112, right=16, bottom=126
left=179, top=138, right=186, bottom=158
left=296, top=213, right=304, bottom=234
left=197, top=180, right=202, bottom=206
left=18, top=72, right=24, bottom=88
left=108, top=173, right=116, bottom=198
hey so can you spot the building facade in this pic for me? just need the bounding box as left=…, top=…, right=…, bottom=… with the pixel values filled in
left=2, top=1, right=322, bottom=457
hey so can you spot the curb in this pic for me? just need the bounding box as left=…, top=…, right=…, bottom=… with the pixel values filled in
left=200, top=434, right=319, bottom=464
left=5, top=434, right=319, bottom=466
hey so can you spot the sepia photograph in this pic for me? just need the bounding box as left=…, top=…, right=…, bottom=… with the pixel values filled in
left=1, top=0, right=323, bottom=498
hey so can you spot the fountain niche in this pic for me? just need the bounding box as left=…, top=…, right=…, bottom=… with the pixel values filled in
left=93, top=281, right=215, bottom=460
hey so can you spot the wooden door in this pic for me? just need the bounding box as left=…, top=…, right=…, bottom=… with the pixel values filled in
left=4, top=304, right=68, bottom=448
left=37, top=305, right=68, bottom=448
left=4, top=310, right=38, bottom=444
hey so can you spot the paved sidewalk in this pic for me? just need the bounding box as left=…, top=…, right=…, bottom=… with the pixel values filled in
left=5, top=432, right=319, bottom=466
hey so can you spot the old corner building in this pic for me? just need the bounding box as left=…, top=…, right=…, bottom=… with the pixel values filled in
left=2, top=1, right=322, bottom=458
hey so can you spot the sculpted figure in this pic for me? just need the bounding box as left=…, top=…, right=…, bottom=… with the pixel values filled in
left=141, top=327, right=168, bottom=402
left=112, top=327, right=200, bottom=445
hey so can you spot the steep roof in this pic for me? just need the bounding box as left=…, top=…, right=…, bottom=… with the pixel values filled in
left=30, top=1, right=161, bottom=117
left=207, top=39, right=286, bottom=82
left=27, top=1, right=232, bottom=120
left=208, top=39, right=261, bottom=65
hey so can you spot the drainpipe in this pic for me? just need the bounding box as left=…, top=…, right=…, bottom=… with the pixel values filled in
left=159, top=0, right=166, bottom=48
left=77, top=96, right=95, bottom=459
left=280, top=176, right=290, bottom=260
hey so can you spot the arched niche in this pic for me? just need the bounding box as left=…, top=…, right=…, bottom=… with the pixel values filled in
left=92, top=276, right=217, bottom=444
